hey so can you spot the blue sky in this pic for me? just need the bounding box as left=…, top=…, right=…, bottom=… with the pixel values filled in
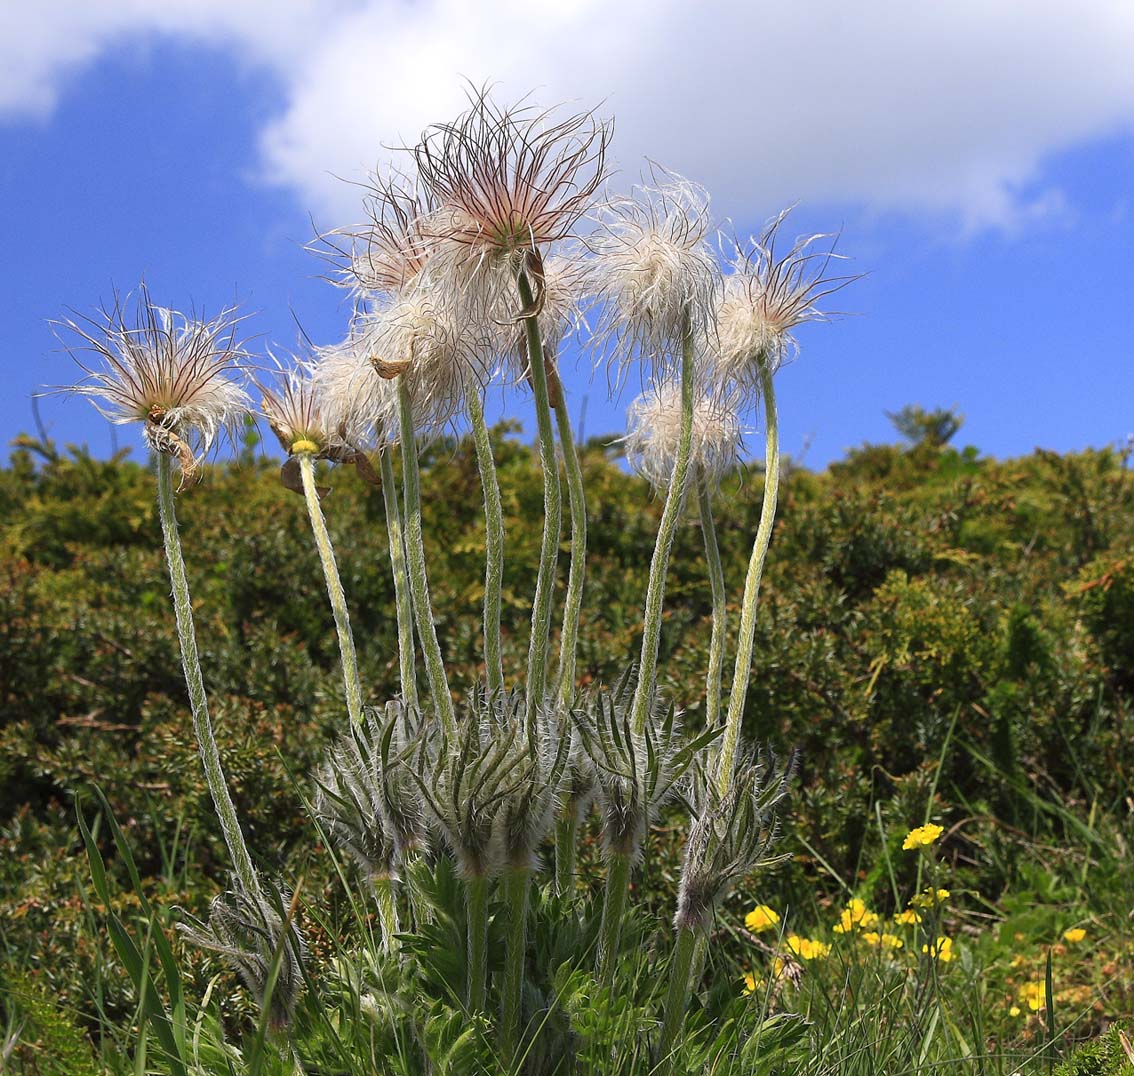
left=2, top=2, right=1132, bottom=469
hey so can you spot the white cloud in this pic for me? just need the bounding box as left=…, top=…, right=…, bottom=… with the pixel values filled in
left=4, top=0, right=1134, bottom=230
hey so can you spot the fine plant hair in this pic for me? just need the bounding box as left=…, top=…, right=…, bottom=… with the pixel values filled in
left=178, top=878, right=308, bottom=1031
left=58, top=86, right=864, bottom=1073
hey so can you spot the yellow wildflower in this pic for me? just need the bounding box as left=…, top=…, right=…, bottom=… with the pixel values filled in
left=902, top=823, right=944, bottom=851
left=894, top=909, right=922, bottom=926
left=742, top=972, right=761, bottom=995
left=1009, top=1005, right=1022, bottom=1018
left=745, top=905, right=781, bottom=934
left=910, top=887, right=951, bottom=909
left=1062, top=927, right=1086, bottom=944
left=786, top=935, right=831, bottom=960
left=833, top=898, right=881, bottom=934
left=922, top=936, right=954, bottom=962
left=1019, top=981, right=1047, bottom=1012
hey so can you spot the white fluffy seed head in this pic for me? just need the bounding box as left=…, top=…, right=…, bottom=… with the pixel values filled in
left=590, top=171, right=720, bottom=382
left=56, top=284, right=250, bottom=480
left=623, top=379, right=744, bottom=493
left=258, top=356, right=361, bottom=458
left=310, top=336, right=399, bottom=449
left=716, top=210, right=857, bottom=391
left=355, top=291, right=493, bottom=436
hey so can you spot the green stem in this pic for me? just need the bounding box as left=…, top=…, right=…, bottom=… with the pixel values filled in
left=553, top=804, right=579, bottom=897
left=500, top=867, right=530, bottom=1058
left=374, top=875, right=400, bottom=955
left=656, top=926, right=699, bottom=1074
left=553, top=384, right=587, bottom=705
left=379, top=447, right=418, bottom=713
left=715, top=363, right=780, bottom=797
left=518, top=271, right=562, bottom=727
left=467, top=391, right=505, bottom=697
left=397, top=380, right=456, bottom=736
left=156, top=454, right=257, bottom=896
left=596, top=852, right=631, bottom=989
left=298, top=453, right=364, bottom=728
left=465, top=873, right=490, bottom=1012
left=698, top=475, right=727, bottom=731
left=630, top=317, right=696, bottom=735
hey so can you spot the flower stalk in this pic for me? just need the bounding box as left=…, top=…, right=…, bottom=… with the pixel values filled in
left=595, top=851, right=631, bottom=989
left=379, top=446, right=419, bottom=713
left=554, top=384, right=587, bottom=705
left=715, top=362, right=779, bottom=796
left=655, top=924, right=698, bottom=1073
left=397, top=377, right=456, bottom=736
left=500, top=866, right=530, bottom=1057
left=465, top=872, right=490, bottom=1012
left=157, top=454, right=258, bottom=896
left=518, top=269, right=562, bottom=727
left=467, top=390, right=505, bottom=696
left=698, top=474, right=727, bottom=730
left=297, top=451, right=364, bottom=728
left=629, top=315, right=695, bottom=735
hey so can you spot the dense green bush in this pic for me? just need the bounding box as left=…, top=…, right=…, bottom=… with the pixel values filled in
left=2, top=426, right=1132, bottom=1068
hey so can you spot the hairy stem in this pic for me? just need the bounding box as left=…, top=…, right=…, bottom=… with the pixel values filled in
left=379, top=447, right=418, bottom=713
left=397, top=380, right=456, bottom=736
left=465, top=873, right=490, bottom=1012
left=374, top=875, right=400, bottom=955
left=630, top=317, right=696, bottom=735
left=596, top=852, right=631, bottom=989
left=698, top=474, right=727, bottom=731
left=467, top=391, right=505, bottom=697
left=157, top=454, right=257, bottom=895
left=715, top=363, right=780, bottom=796
left=500, top=867, right=530, bottom=1058
left=553, top=384, right=587, bottom=705
left=518, top=270, right=562, bottom=727
left=655, top=926, right=699, bottom=1074
left=298, top=453, right=364, bottom=728
left=553, top=801, right=579, bottom=897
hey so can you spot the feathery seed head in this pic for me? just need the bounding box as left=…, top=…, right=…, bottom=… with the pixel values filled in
left=318, top=170, right=435, bottom=302
left=355, top=290, right=492, bottom=435
left=310, top=334, right=400, bottom=448
left=178, top=876, right=307, bottom=1030
left=590, top=171, right=720, bottom=381
left=259, top=357, right=361, bottom=461
left=675, top=750, right=796, bottom=933
left=716, top=210, right=857, bottom=387
left=414, top=87, right=610, bottom=293
left=56, top=284, right=249, bottom=484
left=623, top=378, right=744, bottom=494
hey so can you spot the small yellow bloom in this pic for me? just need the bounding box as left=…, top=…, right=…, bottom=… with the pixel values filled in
left=910, top=887, right=951, bottom=909
left=1009, top=1005, right=1022, bottom=1018
left=922, top=936, right=954, bottom=962
left=742, top=972, right=761, bottom=995
left=833, top=898, right=881, bottom=934
left=1062, top=927, right=1086, bottom=944
left=745, top=905, right=781, bottom=934
left=880, top=932, right=903, bottom=949
left=786, top=934, right=831, bottom=960
left=1018, top=981, right=1047, bottom=1012
left=902, top=824, right=944, bottom=851
left=894, top=909, right=922, bottom=926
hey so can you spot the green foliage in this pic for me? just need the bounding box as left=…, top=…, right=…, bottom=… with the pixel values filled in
left=1055, top=1025, right=1134, bottom=1076
left=2, top=428, right=1133, bottom=1071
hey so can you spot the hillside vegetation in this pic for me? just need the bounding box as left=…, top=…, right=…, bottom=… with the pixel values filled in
left=2, top=419, right=1132, bottom=1071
